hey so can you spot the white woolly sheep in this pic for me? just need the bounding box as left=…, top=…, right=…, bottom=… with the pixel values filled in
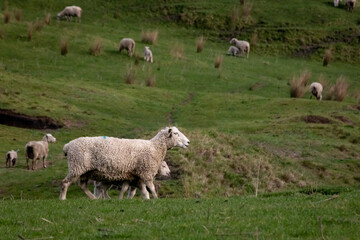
left=119, top=38, right=136, bottom=57
left=57, top=6, right=82, bottom=22
left=230, top=38, right=250, bottom=58
left=227, top=46, right=242, bottom=57
left=94, top=160, right=171, bottom=199
left=60, top=127, right=189, bottom=200
left=334, top=0, right=342, bottom=7
left=345, top=0, right=356, bottom=11
left=5, top=149, right=19, bottom=168
left=25, top=133, right=56, bottom=170
left=309, top=82, right=323, bottom=101
left=144, top=46, right=153, bottom=63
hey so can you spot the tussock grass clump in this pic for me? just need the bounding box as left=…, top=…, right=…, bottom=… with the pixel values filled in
left=325, top=76, right=349, bottom=102
left=4, top=11, right=11, bottom=24
left=124, top=64, right=137, bottom=84
left=290, top=70, right=311, bottom=98
left=146, top=69, right=156, bottom=87
left=196, top=36, right=205, bottom=53
left=44, top=13, right=51, bottom=25
left=27, top=24, right=34, bottom=41
left=171, top=42, right=185, bottom=60
left=15, top=9, right=22, bottom=22
left=242, top=2, right=253, bottom=22
left=230, top=6, right=239, bottom=30
left=251, top=30, right=258, bottom=49
left=323, top=48, right=332, bottom=66
left=61, top=38, right=68, bottom=56
left=214, top=55, right=223, bottom=68
left=2, top=1, right=8, bottom=11
left=34, top=20, right=44, bottom=32
left=141, top=30, right=158, bottom=44
left=89, top=38, right=102, bottom=56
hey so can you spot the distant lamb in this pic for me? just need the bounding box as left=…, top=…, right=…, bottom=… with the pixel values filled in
left=25, top=134, right=56, bottom=170
left=230, top=38, right=250, bottom=58
left=5, top=149, right=19, bottom=168
left=309, top=82, right=323, bottom=100
left=334, top=0, right=342, bottom=7
left=94, top=160, right=171, bottom=199
left=345, top=0, right=356, bottom=11
left=119, top=38, right=136, bottom=57
left=227, top=46, right=242, bottom=57
left=57, top=6, right=82, bottom=22
left=60, top=127, right=190, bottom=200
left=144, top=46, right=153, bottom=63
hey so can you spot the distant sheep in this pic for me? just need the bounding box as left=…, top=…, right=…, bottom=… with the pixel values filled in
left=119, top=38, right=136, bottom=57
left=144, top=46, right=153, bottom=63
left=230, top=38, right=250, bottom=58
left=25, top=134, right=56, bottom=170
left=57, top=6, right=82, bottom=22
left=94, top=160, right=171, bottom=199
left=309, top=82, right=323, bottom=100
left=345, top=0, right=356, bottom=11
left=5, top=149, right=19, bottom=168
left=334, top=0, right=342, bottom=7
left=60, top=127, right=190, bottom=200
left=227, top=46, right=242, bottom=57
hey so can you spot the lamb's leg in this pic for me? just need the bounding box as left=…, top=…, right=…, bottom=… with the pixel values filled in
left=145, top=181, right=158, bottom=199
left=139, top=182, right=150, bottom=199
left=42, top=156, right=47, bottom=168
left=12, top=158, right=16, bottom=167
left=60, top=175, right=79, bottom=200
left=26, top=157, right=30, bottom=170
left=127, top=187, right=137, bottom=199
left=119, top=182, right=129, bottom=199
left=79, top=177, right=97, bottom=199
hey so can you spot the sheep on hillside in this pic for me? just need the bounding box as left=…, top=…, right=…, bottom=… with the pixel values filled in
left=119, top=38, right=136, bottom=57
left=345, top=0, right=356, bottom=11
left=144, top=46, right=153, bottom=63
left=60, top=127, right=190, bottom=200
left=227, top=46, right=242, bottom=57
left=57, top=6, right=82, bottom=22
left=94, top=160, right=171, bottom=199
left=334, top=0, right=342, bottom=7
left=230, top=38, right=250, bottom=58
left=5, top=149, right=19, bottom=168
left=309, top=82, right=323, bottom=100
left=25, top=134, right=56, bottom=170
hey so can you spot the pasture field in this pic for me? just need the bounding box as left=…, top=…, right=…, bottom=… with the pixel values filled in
left=0, top=0, right=359, bottom=238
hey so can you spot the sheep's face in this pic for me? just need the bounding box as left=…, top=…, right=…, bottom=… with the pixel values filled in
left=168, top=127, right=190, bottom=149
left=45, top=134, right=56, bottom=143
left=230, top=38, right=236, bottom=45
left=158, top=161, right=171, bottom=177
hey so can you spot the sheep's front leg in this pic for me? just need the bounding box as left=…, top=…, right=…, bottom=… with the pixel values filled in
left=145, top=181, right=158, bottom=199
left=79, top=178, right=97, bottom=199
left=127, top=187, right=137, bottom=199
left=119, top=182, right=129, bottom=199
left=42, top=156, right=47, bottom=168
left=139, top=182, right=150, bottom=200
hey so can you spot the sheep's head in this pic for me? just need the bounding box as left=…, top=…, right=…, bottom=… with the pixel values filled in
left=158, top=161, right=171, bottom=177
left=43, top=133, right=56, bottom=143
left=167, top=127, right=190, bottom=149
left=230, top=38, right=236, bottom=45
left=145, top=46, right=149, bottom=50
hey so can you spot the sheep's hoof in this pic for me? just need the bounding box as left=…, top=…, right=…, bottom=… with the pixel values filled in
left=43, top=165, right=47, bottom=168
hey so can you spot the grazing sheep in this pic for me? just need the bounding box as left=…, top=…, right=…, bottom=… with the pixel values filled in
left=334, top=0, right=342, bottom=7
left=60, top=127, right=189, bottom=200
left=25, top=134, right=56, bottom=170
left=345, top=0, right=356, bottom=11
left=94, top=160, right=171, bottom=199
left=119, top=38, right=136, bottom=57
left=230, top=38, right=250, bottom=58
left=5, top=149, right=19, bottom=168
left=144, top=46, right=153, bottom=63
left=57, top=6, right=82, bottom=22
left=309, top=82, right=323, bottom=100
left=227, top=46, right=242, bottom=57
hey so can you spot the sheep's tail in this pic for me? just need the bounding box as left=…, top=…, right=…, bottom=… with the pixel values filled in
left=26, top=146, right=35, bottom=159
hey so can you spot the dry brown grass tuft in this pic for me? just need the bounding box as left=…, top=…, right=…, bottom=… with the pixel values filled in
left=141, top=30, right=158, bottom=44
left=44, top=13, right=51, bottom=25
left=124, top=64, right=137, bottom=84
left=4, top=11, right=11, bottom=24
left=325, top=76, right=349, bottom=102
left=196, top=36, right=205, bottom=53
left=290, top=70, right=311, bottom=98
left=214, top=55, right=223, bottom=68
left=34, top=20, right=44, bottom=32
left=317, top=74, right=328, bottom=90
left=230, top=5, right=239, bottom=30
left=323, top=48, right=332, bottom=67
left=251, top=30, right=258, bottom=48
left=15, top=9, right=22, bottom=21
left=61, top=38, right=68, bottom=56
left=2, top=1, right=8, bottom=11
left=27, top=24, right=34, bottom=41
left=89, top=38, right=102, bottom=56
left=146, top=69, right=156, bottom=87
left=171, top=42, right=185, bottom=59
left=242, top=2, right=253, bottom=21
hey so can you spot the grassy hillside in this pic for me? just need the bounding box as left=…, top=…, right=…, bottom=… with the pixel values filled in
left=0, top=0, right=359, bottom=201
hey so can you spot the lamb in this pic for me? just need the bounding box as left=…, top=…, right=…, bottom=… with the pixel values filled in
left=57, top=6, right=82, bottom=22
left=309, top=82, right=323, bottom=101
left=227, top=46, right=242, bottom=57
left=60, top=126, right=190, bottom=200
left=334, top=0, right=342, bottom=7
left=119, top=38, right=136, bottom=57
left=144, top=46, right=153, bottom=63
left=5, top=149, right=19, bottom=168
left=94, top=160, right=171, bottom=199
left=230, top=38, right=250, bottom=58
left=25, top=134, right=56, bottom=170
left=345, top=0, right=356, bottom=11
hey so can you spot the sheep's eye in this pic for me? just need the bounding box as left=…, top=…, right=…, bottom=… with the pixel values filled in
left=174, top=132, right=178, bottom=135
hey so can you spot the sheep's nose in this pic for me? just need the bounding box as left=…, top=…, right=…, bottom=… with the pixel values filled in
left=187, top=141, right=190, bottom=144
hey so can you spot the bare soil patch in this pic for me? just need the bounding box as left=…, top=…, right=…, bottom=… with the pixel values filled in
left=304, top=115, right=331, bottom=124
left=332, top=115, right=354, bottom=125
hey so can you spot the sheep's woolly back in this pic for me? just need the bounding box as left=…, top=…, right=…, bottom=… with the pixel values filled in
left=6, top=150, right=18, bottom=160
left=119, top=38, right=136, bottom=56
left=58, top=6, right=82, bottom=18
left=309, top=82, right=323, bottom=100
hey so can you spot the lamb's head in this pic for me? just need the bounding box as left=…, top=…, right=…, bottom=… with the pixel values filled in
left=144, top=46, right=150, bottom=51
left=158, top=161, right=171, bottom=177
left=166, top=127, right=190, bottom=149
left=230, top=38, right=237, bottom=45
left=43, top=133, right=56, bottom=143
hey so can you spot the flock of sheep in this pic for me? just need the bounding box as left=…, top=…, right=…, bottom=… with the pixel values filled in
left=334, top=0, right=357, bottom=11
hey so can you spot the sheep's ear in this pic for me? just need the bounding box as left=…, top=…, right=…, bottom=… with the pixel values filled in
left=168, top=128, right=172, bottom=138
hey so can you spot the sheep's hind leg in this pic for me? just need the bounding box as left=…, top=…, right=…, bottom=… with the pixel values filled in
left=139, top=182, right=150, bottom=199
left=79, top=176, right=97, bottom=199
left=42, top=156, right=47, bottom=168
left=60, top=175, right=79, bottom=200
left=127, top=187, right=137, bottom=199
left=145, top=181, right=158, bottom=199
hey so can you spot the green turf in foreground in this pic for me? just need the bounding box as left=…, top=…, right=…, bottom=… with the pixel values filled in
left=1, top=189, right=359, bottom=239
